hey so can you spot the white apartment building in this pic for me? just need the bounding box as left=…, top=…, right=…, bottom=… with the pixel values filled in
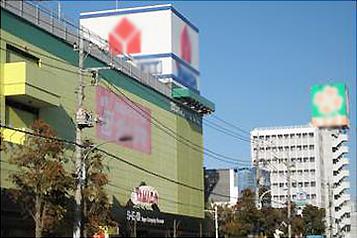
left=251, top=124, right=351, bottom=238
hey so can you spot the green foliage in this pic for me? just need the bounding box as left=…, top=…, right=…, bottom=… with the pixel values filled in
left=213, top=189, right=326, bottom=238
left=7, top=120, right=74, bottom=238
left=302, top=204, right=326, bottom=235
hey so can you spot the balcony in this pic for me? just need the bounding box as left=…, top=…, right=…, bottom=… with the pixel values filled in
left=2, top=127, right=27, bottom=144
left=3, top=62, right=60, bottom=107
left=333, top=146, right=349, bottom=159
left=335, top=194, right=350, bottom=208
left=333, top=157, right=349, bottom=171
left=334, top=181, right=350, bottom=196
left=333, top=134, right=348, bottom=148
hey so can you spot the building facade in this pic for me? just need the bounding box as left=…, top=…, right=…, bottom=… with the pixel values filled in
left=0, top=1, right=214, bottom=237
left=204, top=168, right=238, bottom=206
left=251, top=124, right=351, bottom=237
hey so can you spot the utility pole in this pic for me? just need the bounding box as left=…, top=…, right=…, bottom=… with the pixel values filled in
left=214, top=206, right=218, bottom=238
left=328, top=182, right=333, bottom=238
left=286, top=150, right=292, bottom=238
left=73, top=29, right=84, bottom=238
left=173, top=219, right=176, bottom=238
left=255, top=136, right=261, bottom=208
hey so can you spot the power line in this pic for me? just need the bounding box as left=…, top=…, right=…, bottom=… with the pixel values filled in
left=0, top=125, right=238, bottom=198
left=209, top=114, right=251, bottom=136
left=0, top=42, right=250, bottom=165
left=1, top=29, right=305, bottom=188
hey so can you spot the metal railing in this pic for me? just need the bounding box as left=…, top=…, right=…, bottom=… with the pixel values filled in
left=0, top=0, right=171, bottom=97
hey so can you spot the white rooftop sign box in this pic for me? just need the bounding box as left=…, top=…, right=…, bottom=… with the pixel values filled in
left=80, top=4, right=200, bottom=91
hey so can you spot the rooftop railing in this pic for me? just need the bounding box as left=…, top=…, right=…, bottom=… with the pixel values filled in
left=0, top=0, right=171, bottom=97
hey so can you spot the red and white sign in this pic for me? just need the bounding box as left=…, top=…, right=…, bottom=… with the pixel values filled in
left=131, top=185, right=159, bottom=206
left=108, top=17, right=141, bottom=55
left=96, top=86, right=151, bottom=154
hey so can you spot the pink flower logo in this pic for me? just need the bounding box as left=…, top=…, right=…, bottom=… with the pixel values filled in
left=313, top=86, right=343, bottom=115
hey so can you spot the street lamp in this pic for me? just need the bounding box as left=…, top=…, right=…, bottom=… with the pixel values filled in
left=258, top=189, right=272, bottom=210
left=205, top=206, right=218, bottom=238
left=81, top=135, right=133, bottom=184
left=79, top=135, right=133, bottom=238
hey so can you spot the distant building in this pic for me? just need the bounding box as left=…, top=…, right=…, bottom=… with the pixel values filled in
left=237, top=167, right=271, bottom=194
left=237, top=167, right=256, bottom=197
left=251, top=124, right=351, bottom=237
left=204, top=168, right=238, bottom=206
left=351, top=198, right=357, bottom=238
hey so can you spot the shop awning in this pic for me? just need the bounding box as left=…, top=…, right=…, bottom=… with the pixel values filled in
left=172, top=88, right=215, bottom=115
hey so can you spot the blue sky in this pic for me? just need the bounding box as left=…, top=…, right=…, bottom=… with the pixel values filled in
left=51, top=1, right=356, bottom=196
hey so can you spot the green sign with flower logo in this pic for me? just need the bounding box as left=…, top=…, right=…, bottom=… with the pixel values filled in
left=311, top=83, right=349, bottom=127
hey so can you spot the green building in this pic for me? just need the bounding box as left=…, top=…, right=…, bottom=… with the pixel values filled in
left=0, top=1, right=214, bottom=236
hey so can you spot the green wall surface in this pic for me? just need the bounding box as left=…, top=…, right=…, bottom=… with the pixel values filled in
left=0, top=8, right=204, bottom=218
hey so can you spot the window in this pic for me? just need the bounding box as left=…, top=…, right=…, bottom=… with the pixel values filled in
left=139, top=60, right=163, bottom=75
left=303, top=145, right=308, bottom=150
left=298, top=182, right=303, bottom=187
left=309, top=145, right=315, bottom=150
left=311, top=182, right=316, bottom=187
left=6, top=44, right=41, bottom=66
left=310, top=157, right=315, bottom=162
left=4, top=100, right=39, bottom=144
left=309, top=133, right=314, bottom=138
left=310, top=169, right=316, bottom=175
left=5, top=100, right=38, bottom=128
left=292, top=182, right=297, bottom=188
left=304, top=182, right=309, bottom=187
left=311, top=194, right=316, bottom=199
left=290, top=134, right=295, bottom=138
left=303, top=157, right=309, bottom=163
left=297, top=146, right=302, bottom=151
left=297, top=133, right=301, bottom=138
left=279, top=183, right=284, bottom=188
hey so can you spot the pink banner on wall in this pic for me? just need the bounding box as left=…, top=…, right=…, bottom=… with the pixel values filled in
left=96, top=86, right=151, bottom=154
